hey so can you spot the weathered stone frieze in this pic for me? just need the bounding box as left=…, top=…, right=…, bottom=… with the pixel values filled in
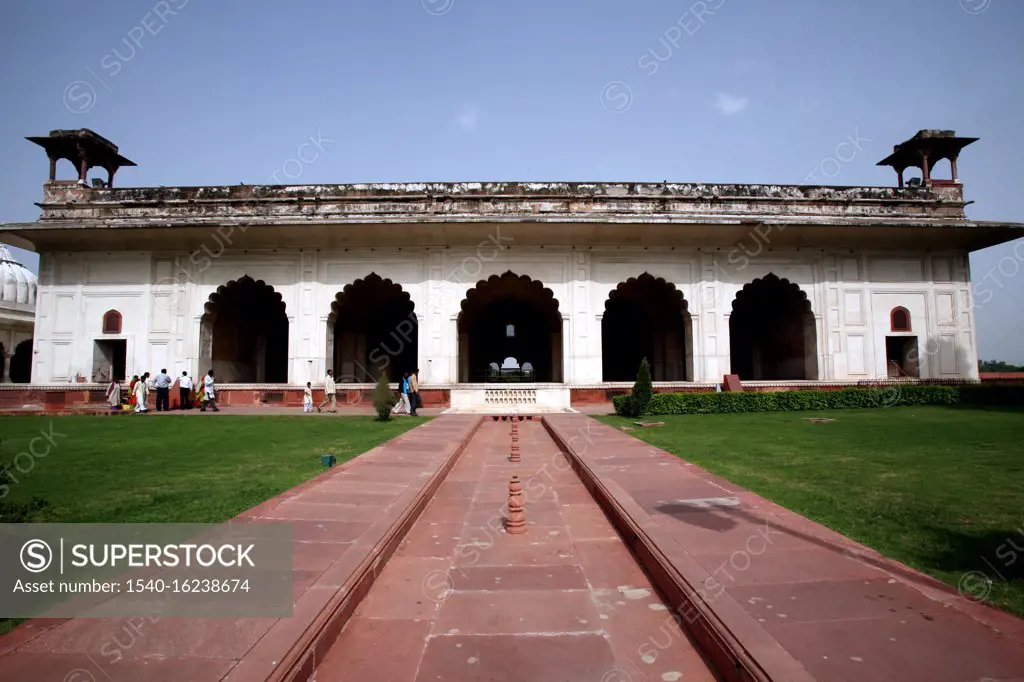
left=36, top=180, right=966, bottom=225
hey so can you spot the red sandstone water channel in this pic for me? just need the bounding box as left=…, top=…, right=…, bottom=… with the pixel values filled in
left=313, top=418, right=718, bottom=682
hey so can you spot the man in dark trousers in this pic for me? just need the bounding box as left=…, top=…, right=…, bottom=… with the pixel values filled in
left=179, top=371, right=194, bottom=410
left=154, top=368, right=172, bottom=412
left=409, top=368, right=420, bottom=416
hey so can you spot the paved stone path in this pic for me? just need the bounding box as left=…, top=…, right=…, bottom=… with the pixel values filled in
left=0, top=416, right=479, bottom=682
left=315, top=418, right=716, bottom=682
left=545, top=415, right=1024, bottom=682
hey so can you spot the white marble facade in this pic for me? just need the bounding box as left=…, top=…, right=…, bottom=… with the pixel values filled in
left=26, top=246, right=979, bottom=385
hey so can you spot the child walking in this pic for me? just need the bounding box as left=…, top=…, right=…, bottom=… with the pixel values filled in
left=303, top=382, right=314, bottom=413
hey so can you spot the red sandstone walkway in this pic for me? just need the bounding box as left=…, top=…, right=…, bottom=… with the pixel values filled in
left=545, top=415, right=1024, bottom=682
left=315, top=418, right=716, bottom=682
left=0, top=416, right=479, bottom=682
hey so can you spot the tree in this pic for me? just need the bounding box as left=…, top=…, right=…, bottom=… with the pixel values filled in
left=632, top=357, right=653, bottom=414
left=618, top=357, right=653, bottom=417
left=979, top=359, right=1024, bottom=373
left=372, top=374, right=397, bottom=421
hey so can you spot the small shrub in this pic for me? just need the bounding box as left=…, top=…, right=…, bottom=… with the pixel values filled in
left=372, top=374, right=397, bottom=421
left=617, top=396, right=640, bottom=417
left=630, top=358, right=653, bottom=416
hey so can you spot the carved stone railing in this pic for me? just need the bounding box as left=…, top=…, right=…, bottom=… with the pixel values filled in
left=484, top=388, right=538, bottom=405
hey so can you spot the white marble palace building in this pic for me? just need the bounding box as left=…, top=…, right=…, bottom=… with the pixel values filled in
left=0, top=128, right=1021, bottom=408
left=0, top=244, right=36, bottom=383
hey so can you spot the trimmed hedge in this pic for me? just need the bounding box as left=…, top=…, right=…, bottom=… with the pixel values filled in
left=612, top=385, right=1023, bottom=416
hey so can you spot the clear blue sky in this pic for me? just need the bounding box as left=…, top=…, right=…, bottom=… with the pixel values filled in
left=1, top=0, right=1022, bottom=362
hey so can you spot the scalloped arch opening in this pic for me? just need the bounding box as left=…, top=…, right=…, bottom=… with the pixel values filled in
left=327, top=273, right=417, bottom=383
left=457, top=271, right=563, bottom=383
left=729, top=273, right=819, bottom=380
left=602, top=273, right=693, bottom=381
left=199, top=276, right=289, bottom=383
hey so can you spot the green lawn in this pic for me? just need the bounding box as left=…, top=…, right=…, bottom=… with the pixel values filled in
left=0, top=415, right=428, bottom=523
left=0, top=414, right=427, bottom=634
left=598, top=406, right=1024, bottom=618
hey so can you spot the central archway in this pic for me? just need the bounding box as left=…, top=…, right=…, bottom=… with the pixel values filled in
left=327, top=274, right=417, bottom=383
left=200, top=276, right=289, bottom=383
left=458, top=272, right=563, bottom=383
left=603, top=274, right=693, bottom=382
left=729, top=274, right=818, bottom=381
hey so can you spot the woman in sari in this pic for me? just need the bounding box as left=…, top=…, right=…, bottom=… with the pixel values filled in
left=127, top=375, right=139, bottom=410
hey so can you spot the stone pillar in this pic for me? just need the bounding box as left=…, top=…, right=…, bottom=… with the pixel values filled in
left=2, top=352, right=10, bottom=383
left=558, top=314, right=570, bottom=384
left=415, top=313, right=429, bottom=385
left=324, top=317, right=335, bottom=374
left=804, top=313, right=820, bottom=380
left=684, top=315, right=695, bottom=382
left=458, top=329, right=469, bottom=383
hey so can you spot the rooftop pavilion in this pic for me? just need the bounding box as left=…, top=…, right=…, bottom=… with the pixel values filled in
left=25, top=128, right=136, bottom=189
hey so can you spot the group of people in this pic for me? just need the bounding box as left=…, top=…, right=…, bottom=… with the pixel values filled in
left=301, top=368, right=423, bottom=416
left=104, top=366, right=426, bottom=416
left=392, top=369, right=422, bottom=416
left=105, top=369, right=220, bottom=413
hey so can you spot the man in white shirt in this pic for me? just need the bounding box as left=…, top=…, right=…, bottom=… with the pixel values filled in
left=134, top=372, right=149, bottom=413
left=200, top=369, right=220, bottom=412
left=179, top=371, right=193, bottom=410
left=317, top=369, right=337, bottom=413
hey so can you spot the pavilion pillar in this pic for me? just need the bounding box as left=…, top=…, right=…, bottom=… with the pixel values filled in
left=458, top=329, right=469, bottom=383
left=324, top=318, right=335, bottom=374
left=415, top=313, right=430, bottom=384
left=48, top=156, right=57, bottom=182
left=558, top=314, right=570, bottom=384
left=921, top=152, right=931, bottom=185
left=2, top=352, right=10, bottom=383
left=804, top=313, right=820, bottom=380
left=950, top=155, right=959, bottom=182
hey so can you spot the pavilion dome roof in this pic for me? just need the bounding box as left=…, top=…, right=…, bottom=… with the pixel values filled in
left=0, top=244, right=37, bottom=309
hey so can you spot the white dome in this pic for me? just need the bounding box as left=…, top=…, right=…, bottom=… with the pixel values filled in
left=0, top=245, right=38, bottom=308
